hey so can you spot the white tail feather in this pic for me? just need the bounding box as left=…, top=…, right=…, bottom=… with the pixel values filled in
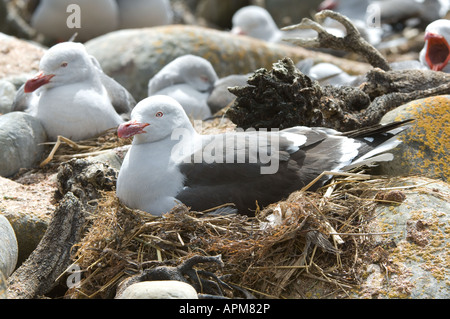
left=343, top=153, right=394, bottom=170
left=343, top=133, right=403, bottom=170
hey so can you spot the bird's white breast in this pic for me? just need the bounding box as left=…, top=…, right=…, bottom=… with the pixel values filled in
left=116, top=140, right=185, bottom=213
left=36, top=83, right=123, bottom=141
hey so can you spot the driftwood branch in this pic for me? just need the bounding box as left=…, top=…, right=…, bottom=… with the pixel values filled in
left=6, top=159, right=118, bottom=299
left=282, top=10, right=391, bottom=71
left=7, top=192, right=85, bottom=299
left=362, top=68, right=450, bottom=99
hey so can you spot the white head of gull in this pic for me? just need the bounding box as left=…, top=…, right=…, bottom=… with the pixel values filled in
left=231, top=5, right=283, bottom=42
left=31, top=0, right=119, bottom=42
left=148, top=55, right=219, bottom=120
left=13, top=42, right=135, bottom=141
left=116, top=95, right=408, bottom=216
left=420, top=19, right=450, bottom=72
left=231, top=5, right=345, bottom=44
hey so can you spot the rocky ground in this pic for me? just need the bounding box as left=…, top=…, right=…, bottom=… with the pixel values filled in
left=0, top=0, right=449, bottom=300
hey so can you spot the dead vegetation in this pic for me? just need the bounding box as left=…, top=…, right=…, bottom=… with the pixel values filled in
left=61, top=172, right=403, bottom=299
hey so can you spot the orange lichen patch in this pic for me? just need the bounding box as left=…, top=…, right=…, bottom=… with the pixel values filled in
left=394, top=95, right=450, bottom=181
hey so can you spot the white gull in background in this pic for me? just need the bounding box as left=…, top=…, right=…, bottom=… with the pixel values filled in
left=12, top=42, right=136, bottom=141
left=31, top=0, right=119, bottom=42
left=116, top=95, right=409, bottom=216
left=419, top=19, right=450, bottom=72
left=318, top=0, right=449, bottom=46
left=116, top=0, right=173, bottom=29
left=230, top=5, right=345, bottom=44
left=148, top=55, right=219, bottom=119
left=231, top=5, right=284, bottom=42
left=368, top=0, right=448, bottom=28
left=297, top=59, right=360, bottom=87
left=318, top=0, right=384, bottom=46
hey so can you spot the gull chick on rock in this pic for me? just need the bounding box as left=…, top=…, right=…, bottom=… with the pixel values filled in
left=13, top=42, right=136, bottom=141
left=148, top=55, right=219, bottom=120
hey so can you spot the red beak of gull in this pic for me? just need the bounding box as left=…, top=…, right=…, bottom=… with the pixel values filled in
left=24, top=72, right=55, bottom=93
left=425, top=32, right=450, bottom=71
left=117, top=120, right=150, bottom=139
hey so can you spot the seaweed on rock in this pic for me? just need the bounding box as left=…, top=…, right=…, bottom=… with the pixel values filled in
left=227, top=57, right=450, bottom=132
left=227, top=57, right=373, bottom=132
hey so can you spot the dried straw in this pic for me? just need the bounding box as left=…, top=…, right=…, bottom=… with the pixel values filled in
left=66, top=173, right=401, bottom=299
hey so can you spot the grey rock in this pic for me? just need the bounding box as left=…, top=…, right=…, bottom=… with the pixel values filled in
left=85, top=25, right=279, bottom=102
left=116, top=280, right=199, bottom=299
left=0, top=80, right=16, bottom=114
left=4, top=73, right=36, bottom=90
left=0, top=214, right=18, bottom=277
left=85, top=25, right=369, bottom=102
left=0, top=111, right=47, bottom=177
left=362, top=176, right=450, bottom=298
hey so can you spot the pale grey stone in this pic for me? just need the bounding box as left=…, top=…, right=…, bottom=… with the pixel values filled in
left=0, top=214, right=18, bottom=277
left=367, top=176, right=450, bottom=298
left=117, top=280, right=199, bottom=299
left=0, top=111, right=47, bottom=177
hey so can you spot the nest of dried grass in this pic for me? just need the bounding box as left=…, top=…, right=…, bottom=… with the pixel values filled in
left=38, top=118, right=406, bottom=299
left=64, top=173, right=401, bottom=299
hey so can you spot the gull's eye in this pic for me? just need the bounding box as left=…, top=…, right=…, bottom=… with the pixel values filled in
left=60, top=62, right=68, bottom=68
left=155, top=111, right=164, bottom=118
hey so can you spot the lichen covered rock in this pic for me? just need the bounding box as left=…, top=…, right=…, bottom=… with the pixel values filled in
left=379, top=95, right=450, bottom=182
left=360, top=176, right=450, bottom=298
